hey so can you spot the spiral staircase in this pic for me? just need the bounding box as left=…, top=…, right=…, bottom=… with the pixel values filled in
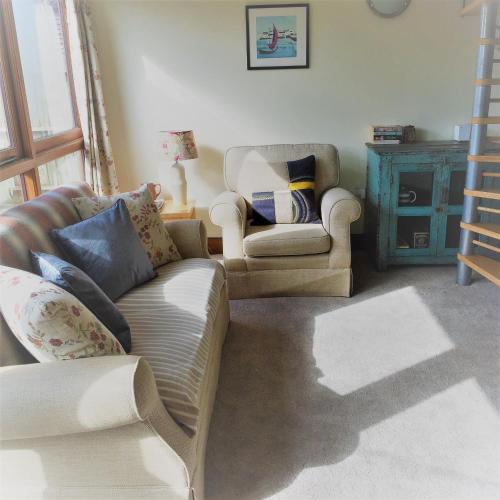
left=457, top=0, right=500, bottom=286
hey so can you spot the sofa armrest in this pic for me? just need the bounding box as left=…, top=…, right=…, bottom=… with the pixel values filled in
left=0, top=356, right=160, bottom=441
left=209, top=191, right=247, bottom=265
left=164, top=219, right=210, bottom=259
left=321, top=187, right=361, bottom=269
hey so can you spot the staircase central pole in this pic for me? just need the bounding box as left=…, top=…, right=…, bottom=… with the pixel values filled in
left=457, top=1, right=498, bottom=285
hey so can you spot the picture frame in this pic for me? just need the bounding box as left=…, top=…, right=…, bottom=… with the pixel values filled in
left=245, top=4, right=309, bottom=70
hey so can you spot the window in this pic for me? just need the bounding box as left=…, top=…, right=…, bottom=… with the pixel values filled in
left=0, top=0, right=83, bottom=213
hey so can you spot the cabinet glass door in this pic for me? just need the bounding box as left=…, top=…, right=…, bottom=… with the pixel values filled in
left=437, top=164, right=466, bottom=256
left=389, top=164, right=440, bottom=256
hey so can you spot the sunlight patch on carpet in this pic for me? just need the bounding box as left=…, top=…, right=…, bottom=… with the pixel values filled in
left=313, top=286, right=454, bottom=395
left=267, top=379, right=499, bottom=500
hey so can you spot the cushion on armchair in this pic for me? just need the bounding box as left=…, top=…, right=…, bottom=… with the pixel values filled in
left=244, top=223, right=331, bottom=257
left=251, top=155, right=321, bottom=225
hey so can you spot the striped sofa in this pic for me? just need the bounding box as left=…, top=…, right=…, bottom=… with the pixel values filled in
left=0, top=183, right=230, bottom=500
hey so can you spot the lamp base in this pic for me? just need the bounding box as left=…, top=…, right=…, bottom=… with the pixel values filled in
left=169, top=161, right=187, bottom=207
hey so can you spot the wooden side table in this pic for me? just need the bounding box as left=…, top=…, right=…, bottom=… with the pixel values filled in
left=159, top=200, right=195, bottom=221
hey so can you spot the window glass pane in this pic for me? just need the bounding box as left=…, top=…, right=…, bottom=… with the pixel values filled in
left=12, top=0, right=75, bottom=140
left=448, top=171, right=466, bottom=206
left=39, top=151, right=83, bottom=192
left=0, top=85, right=11, bottom=150
left=0, top=176, right=23, bottom=213
left=445, top=215, right=461, bottom=248
left=396, top=216, right=431, bottom=249
left=398, top=172, right=434, bottom=207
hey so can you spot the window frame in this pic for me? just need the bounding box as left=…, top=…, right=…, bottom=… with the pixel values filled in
left=0, top=12, right=22, bottom=164
left=0, top=0, right=84, bottom=200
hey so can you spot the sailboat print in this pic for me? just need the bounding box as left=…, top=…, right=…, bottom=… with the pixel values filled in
left=258, top=24, right=279, bottom=54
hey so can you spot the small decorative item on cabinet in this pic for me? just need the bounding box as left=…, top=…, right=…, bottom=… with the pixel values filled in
left=403, top=125, right=416, bottom=144
left=366, top=141, right=469, bottom=270
left=413, top=232, right=430, bottom=249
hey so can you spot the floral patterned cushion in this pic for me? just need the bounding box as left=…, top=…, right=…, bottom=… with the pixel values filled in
left=0, top=266, right=125, bottom=362
left=72, top=186, right=181, bottom=268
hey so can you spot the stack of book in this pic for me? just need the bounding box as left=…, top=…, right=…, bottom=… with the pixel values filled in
left=370, top=125, right=403, bottom=144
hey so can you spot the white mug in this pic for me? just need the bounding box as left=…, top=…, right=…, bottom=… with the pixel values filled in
left=141, top=182, right=162, bottom=200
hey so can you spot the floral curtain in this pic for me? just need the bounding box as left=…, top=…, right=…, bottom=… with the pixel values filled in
left=67, top=0, right=119, bottom=195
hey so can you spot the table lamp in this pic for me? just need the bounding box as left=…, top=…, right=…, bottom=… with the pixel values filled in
left=158, top=130, right=198, bottom=207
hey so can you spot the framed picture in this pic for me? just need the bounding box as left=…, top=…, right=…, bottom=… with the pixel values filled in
left=245, top=4, right=309, bottom=70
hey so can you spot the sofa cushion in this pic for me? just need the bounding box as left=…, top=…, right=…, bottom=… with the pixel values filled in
left=31, top=252, right=132, bottom=353
left=0, top=182, right=94, bottom=271
left=51, top=200, right=156, bottom=301
left=72, top=186, right=181, bottom=268
left=243, top=223, right=331, bottom=257
left=0, top=265, right=125, bottom=361
left=115, top=258, right=226, bottom=435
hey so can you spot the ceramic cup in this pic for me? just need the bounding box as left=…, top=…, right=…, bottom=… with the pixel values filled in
left=399, top=186, right=417, bottom=204
left=142, top=182, right=162, bottom=200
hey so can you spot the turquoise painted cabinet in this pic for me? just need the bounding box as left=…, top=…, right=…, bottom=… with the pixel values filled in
left=365, top=141, right=468, bottom=271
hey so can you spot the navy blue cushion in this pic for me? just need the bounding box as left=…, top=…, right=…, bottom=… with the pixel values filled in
left=31, top=252, right=132, bottom=353
left=50, top=199, right=156, bottom=301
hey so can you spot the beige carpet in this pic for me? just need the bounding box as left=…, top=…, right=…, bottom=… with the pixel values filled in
left=205, top=256, right=500, bottom=500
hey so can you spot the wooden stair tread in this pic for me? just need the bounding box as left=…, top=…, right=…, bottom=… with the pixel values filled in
left=478, top=205, right=500, bottom=214
left=461, top=0, right=496, bottom=16
left=483, top=171, right=500, bottom=176
left=475, top=78, right=500, bottom=85
left=478, top=38, right=500, bottom=45
left=471, top=117, right=500, bottom=124
left=464, top=188, right=500, bottom=200
left=473, top=239, right=500, bottom=253
left=457, top=254, right=500, bottom=286
left=468, top=154, right=500, bottom=162
left=460, top=221, right=500, bottom=239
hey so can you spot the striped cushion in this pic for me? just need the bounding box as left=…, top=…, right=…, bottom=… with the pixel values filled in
left=0, top=183, right=95, bottom=271
left=115, top=258, right=225, bottom=435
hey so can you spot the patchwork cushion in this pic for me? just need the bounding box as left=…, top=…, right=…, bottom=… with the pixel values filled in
left=244, top=222, right=331, bottom=257
left=51, top=200, right=156, bottom=301
left=0, top=265, right=125, bottom=361
left=115, top=258, right=226, bottom=435
left=72, top=186, right=181, bottom=268
left=251, top=155, right=321, bottom=225
left=31, top=252, right=132, bottom=353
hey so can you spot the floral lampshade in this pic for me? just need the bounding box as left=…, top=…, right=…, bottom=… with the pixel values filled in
left=158, top=130, right=198, bottom=161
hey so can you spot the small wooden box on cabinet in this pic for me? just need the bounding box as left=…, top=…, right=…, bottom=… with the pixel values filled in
left=160, top=200, right=195, bottom=221
left=365, top=141, right=469, bottom=271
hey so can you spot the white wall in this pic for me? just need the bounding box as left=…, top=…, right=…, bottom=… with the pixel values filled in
left=90, top=0, right=478, bottom=236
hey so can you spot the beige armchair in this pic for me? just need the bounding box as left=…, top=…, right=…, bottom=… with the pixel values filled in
left=210, top=144, right=361, bottom=299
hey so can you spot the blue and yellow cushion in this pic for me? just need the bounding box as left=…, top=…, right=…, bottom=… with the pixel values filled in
left=251, top=155, right=321, bottom=225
